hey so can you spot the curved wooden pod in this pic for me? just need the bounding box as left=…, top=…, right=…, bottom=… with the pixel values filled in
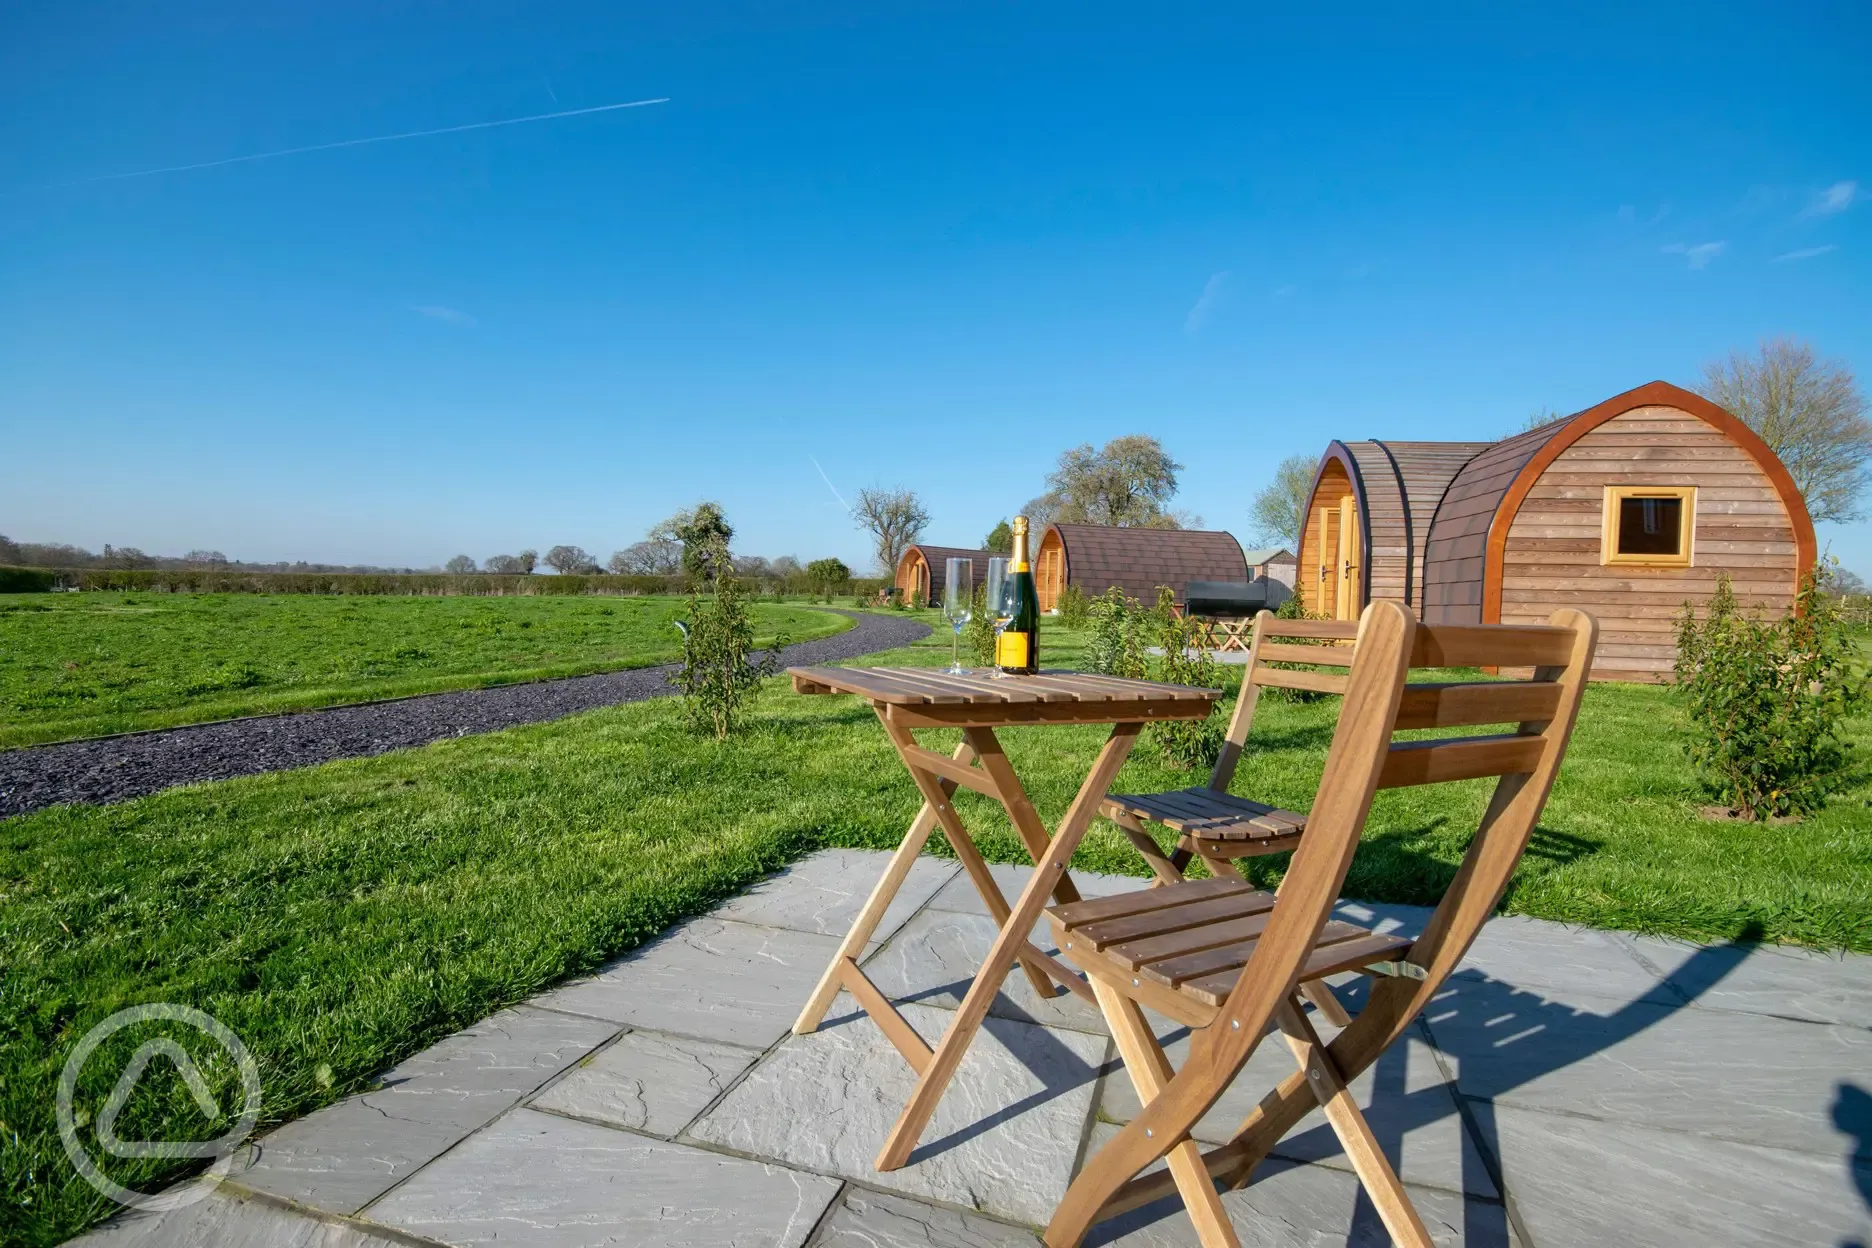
left=894, top=545, right=995, bottom=603
left=1036, top=523, right=1248, bottom=611
left=1421, top=380, right=1815, bottom=680
left=1298, top=440, right=1488, bottom=618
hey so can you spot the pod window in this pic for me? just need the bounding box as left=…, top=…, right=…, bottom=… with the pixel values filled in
left=1602, top=486, right=1695, bottom=567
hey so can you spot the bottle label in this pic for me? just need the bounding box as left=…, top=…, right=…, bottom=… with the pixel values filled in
left=997, top=632, right=1031, bottom=669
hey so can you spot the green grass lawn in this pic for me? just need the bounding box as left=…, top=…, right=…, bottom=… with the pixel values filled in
left=3, top=612, right=1867, bottom=1243
left=0, top=592, right=849, bottom=748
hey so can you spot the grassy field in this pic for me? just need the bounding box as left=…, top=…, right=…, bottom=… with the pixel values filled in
left=0, top=592, right=849, bottom=748
left=3, top=614, right=1867, bottom=1243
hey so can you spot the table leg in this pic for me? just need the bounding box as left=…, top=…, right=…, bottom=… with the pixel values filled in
left=793, top=738, right=975, bottom=1035
left=874, top=722, right=1143, bottom=1171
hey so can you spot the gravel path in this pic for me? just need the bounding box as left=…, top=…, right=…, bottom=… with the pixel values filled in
left=0, top=610, right=930, bottom=820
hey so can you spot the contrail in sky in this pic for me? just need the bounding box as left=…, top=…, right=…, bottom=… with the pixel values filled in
left=29, top=97, right=669, bottom=191
left=809, top=456, right=850, bottom=510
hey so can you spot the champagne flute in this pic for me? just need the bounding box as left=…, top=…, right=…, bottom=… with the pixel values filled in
left=943, top=558, right=973, bottom=675
left=984, top=557, right=1011, bottom=678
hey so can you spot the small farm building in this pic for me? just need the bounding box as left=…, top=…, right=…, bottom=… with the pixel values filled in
left=1295, top=380, right=1815, bottom=681
left=894, top=545, right=994, bottom=604
left=1240, top=547, right=1298, bottom=589
left=1033, top=523, right=1248, bottom=612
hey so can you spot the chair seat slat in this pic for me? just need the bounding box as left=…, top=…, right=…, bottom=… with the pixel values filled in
left=1073, top=887, right=1282, bottom=950
left=1047, top=876, right=1250, bottom=928
left=1141, top=919, right=1378, bottom=989
left=1181, top=930, right=1415, bottom=1007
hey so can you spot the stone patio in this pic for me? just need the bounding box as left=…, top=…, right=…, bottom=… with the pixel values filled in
left=77, top=848, right=1872, bottom=1247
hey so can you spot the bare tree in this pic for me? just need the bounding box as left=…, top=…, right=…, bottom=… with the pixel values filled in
left=1696, top=338, right=1871, bottom=523
left=608, top=540, right=682, bottom=575
left=485, top=553, right=525, bottom=574
left=1024, top=435, right=1185, bottom=528
left=545, top=545, right=597, bottom=575
left=852, top=487, right=930, bottom=574
left=183, top=549, right=230, bottom=566
left=1248, top=454, right=1317, bottom=550
left=445, top=554, right=477, bottom=574
left=517, top=549, right=538, bottom=574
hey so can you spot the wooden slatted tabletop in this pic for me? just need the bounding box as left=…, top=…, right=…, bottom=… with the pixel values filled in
left=789, top=665, right=1222, bottom=711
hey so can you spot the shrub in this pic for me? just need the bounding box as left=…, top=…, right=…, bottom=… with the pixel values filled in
left=671, top=539, right=784, bottom=740
left=963, top=582, right=996, bottom=667
left=1056, top=583, right=1090, bottom=629
left=908, top=587, right=926, bottom=611
left=1147, top=587, right=1226, bottom=770
left=1673, top=566, right=1869, bottom=819
left=1085, top=587, right=1147, bottom=678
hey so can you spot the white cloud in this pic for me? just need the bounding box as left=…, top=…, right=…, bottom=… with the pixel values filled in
left=1800, top=180, right=1859, bottom=218
left=1774, top=244, right=1839, bottom=262
left=1183, top=271, right=1228, bottom=333
left=1661, top=241, right=1726, bottom=270
left=411, top=305, right=477, bottom=326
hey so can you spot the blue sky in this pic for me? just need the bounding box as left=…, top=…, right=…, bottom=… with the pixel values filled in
left=2, top=1, right=1867, bottom=573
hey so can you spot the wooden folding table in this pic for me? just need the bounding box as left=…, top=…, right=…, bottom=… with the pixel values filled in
left=787, top=665, right=1223, bottom=1171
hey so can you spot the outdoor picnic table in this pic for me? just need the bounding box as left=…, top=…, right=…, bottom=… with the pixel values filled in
left=786, top=664, right=1224, bottom=1172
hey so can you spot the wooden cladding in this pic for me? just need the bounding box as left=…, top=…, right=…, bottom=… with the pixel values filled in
left=1297, top=381, right=1814, bottom=683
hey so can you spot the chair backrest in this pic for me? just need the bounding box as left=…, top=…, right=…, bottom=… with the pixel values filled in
left=1208, top=610, right=1360, bottom=790
left=1196, top=599, right=1597, bottom=1066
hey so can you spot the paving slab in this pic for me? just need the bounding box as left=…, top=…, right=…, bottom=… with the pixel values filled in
left=812, top=1188, right=1040, bottom=1247
left=237, top=1005, right=616, bottom=1214
left=925, top=863, right=1151, bottom=917
left=1475, top=1102, right=1872, bottom=1248
left=687, top=996, right=1106, bottom=1226
left=1080, top=1127, right=1516, bottom=1247
left=1424, top=980, right=1872, bottom=1157
left=864, top=906, right=1107, bottom=1033
left=366, top=1106, right=840, bottom=1247
left=711, top=848, right=960, bottom=942
left=530, top=1028, right=762, bottom=1137
left=1097, top=1017, right=1497, bottom=1199
left=1607, top=929, right=1872, bottom=1028
left=530, top=917, right=851, bottom=1048
left=67, top=1186, right=416, bottom=1247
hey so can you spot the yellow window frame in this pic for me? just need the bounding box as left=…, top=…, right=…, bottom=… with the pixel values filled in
left=1601, top=485, right=1696, bottom=567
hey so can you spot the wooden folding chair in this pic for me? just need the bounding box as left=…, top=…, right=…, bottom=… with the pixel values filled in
left=1102, top=610, right=1361, bottom=1022
left=1046, top=600, right=1597, bottom=1247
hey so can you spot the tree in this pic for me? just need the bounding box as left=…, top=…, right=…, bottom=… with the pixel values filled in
left=0, top=534, right=17, bottom=564
left=1248, top=454, right=1317, bottom=550
left=806, top=557, right=851, bottom=592
left=1696, top=338, right=1872, bottom=523
left=445, top=555, right=477, bottom=574
left=1510, top=406, right=1565, bottom=437
left=1023, top=435, right=1185, bottom=529
left=545, top=545, right=597, bottom=575
left=769, top=555, right=802, bottom=578
left=608, top=540, right=682, bottom=575
left=852, top=487, right=929, bottom=574
left=517, top=549, right=538, bottom=574
left=653, top=503, right=735, bottom=580
left=983, top=520, right=1013, bottom=554
left=485, top=553, right=525, bottom=574
left=731, top=554, right=772, bottom=578
left=670, top=534, right=783, bottom=739
left=183, top=549, right=229, bottom=566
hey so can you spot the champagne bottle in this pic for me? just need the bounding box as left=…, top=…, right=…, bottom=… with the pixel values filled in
left=996, top=516, right=1041, bottom=675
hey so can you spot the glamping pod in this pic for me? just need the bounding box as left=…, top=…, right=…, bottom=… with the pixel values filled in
left=894, top=545, right=994, bottom=603
left=1033, top=523, right=1248, bottom=612
left=1297, top=381, right=1816, bottom=681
